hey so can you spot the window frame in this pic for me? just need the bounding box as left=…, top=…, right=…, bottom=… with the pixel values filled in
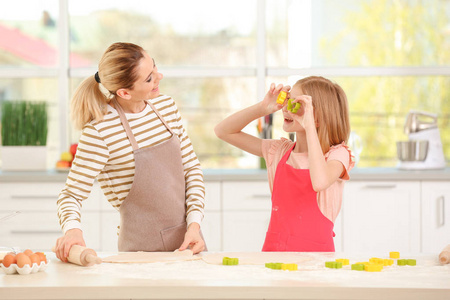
left=0, top=0, right=448, bottom=165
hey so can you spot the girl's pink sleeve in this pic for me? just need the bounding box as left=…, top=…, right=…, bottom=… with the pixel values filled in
left=261, top=138, right=291, bottom=167
left=326, top=143, right=355, bottom=180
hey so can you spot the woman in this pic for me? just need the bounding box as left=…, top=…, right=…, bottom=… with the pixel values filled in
left=55, top=42, right=206, bottom=262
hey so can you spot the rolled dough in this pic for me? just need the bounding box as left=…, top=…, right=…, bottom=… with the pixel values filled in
left=102, top=250, right=201, bottom=263
left=201, top=252, right=314, bottom=265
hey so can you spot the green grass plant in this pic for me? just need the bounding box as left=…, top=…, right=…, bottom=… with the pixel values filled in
left=1, top=100, right=48, bottom=146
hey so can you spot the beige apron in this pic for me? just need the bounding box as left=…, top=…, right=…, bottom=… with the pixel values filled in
left=114, top=98, right=188, bottom=252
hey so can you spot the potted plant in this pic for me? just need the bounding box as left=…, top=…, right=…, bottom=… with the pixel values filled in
left=1, top=100, right=48, bottom=171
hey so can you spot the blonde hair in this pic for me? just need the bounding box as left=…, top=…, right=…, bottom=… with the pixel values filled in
left=71, top=42, right=145, bottom=129
left=293, top=76, right=350, bottom=154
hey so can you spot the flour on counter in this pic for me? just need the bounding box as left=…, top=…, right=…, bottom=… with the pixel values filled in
left=77, top=253, right=450, bottom=289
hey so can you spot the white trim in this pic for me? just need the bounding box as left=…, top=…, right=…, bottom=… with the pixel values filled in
left=70, top=67, right=257, bottom=78
left=256, top=0, right=267, bottom=101
left=268, top=66, right=450, bottom=77
left=0, top=69, right=58, bottom=77
left=4, top=66, right=448, bottom=80
left=58, top=0, right=69, bottom=153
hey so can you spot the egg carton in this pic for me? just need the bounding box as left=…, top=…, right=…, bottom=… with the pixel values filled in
left=0, top=260, right=50, bottom=275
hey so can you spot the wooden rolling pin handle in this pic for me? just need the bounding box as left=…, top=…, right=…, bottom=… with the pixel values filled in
left=439, top=244, right=450, bottom=264
left=52, top=245, right=102, bottom=266
left=85, top=253, right=102, bottom=265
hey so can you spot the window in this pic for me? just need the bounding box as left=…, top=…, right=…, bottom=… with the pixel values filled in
left=1, top=0, right=448, bottom=169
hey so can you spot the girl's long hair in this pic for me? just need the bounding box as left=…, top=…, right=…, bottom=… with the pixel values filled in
left=294, top=76, right=350, bottom=154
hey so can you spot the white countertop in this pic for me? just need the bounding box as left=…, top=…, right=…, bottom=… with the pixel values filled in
left=1, top=252, right=449, bottom=300
left=0, top=168, right=450, bottom=182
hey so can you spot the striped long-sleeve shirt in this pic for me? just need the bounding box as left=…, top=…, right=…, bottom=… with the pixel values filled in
left=57, top=95, right=205, bottom=233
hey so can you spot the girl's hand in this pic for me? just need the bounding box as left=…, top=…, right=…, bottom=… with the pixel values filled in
left=54, top=228, right=86, bottom=263
left=261, top=83, right=291, bottom=115
left=179, top=222, right=205, bottom=254
left=288, top=95, right=315, bottom=130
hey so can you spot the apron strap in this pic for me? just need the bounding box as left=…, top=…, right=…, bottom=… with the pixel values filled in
left=113, top=98, right=139, bottom=151
left=280, top=143, right=296, bottom=165
left=112, top=98, right=175, bottom=151
left=145, top=100, right=175, bottom=135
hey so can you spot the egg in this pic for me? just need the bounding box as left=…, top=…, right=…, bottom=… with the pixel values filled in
left=29, top=254, right=40, bottom=265
left=35, top=252, right=47, bottom=263
left=2, top=254, right=16, bottom=267
left=23, top=249, right=34, bottom=256
left=16, top=253, right=31, bottom=268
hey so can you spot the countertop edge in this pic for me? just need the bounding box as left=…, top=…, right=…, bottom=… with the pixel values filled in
left=0, top=168, right=449, bottom=182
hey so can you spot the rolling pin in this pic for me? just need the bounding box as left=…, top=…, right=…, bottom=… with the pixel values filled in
left=52, top=245, right=102, bottom=266
left=439, top=244, right=450, bottom=264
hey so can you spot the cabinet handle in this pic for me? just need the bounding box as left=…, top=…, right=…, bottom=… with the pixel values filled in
left=251, top=194, right=271, bottom=199
left=11, top=195, right=57, bottom=199
left=363, top=184, right=397, bottom=189
left=10, top=230, right=61, bottom=235
left=0, top=211, right=21, bottom=222
left=437, top=196, right=445, bottom=227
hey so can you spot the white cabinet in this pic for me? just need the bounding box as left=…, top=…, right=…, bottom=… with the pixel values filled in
left=1, top=177, right=448, bottom=254
left=342, top=181, right=421, bottom=254
left=0, top=182, right=98, bottom=251
left=0, top=183, right=65, bottom=252
left=421, top=181, right=450, bottom=254
left=222, top=181, right=272, bottom=252
left=202, top=182, right=222, bottom=251
left=0, top=182, right=103, bottom=252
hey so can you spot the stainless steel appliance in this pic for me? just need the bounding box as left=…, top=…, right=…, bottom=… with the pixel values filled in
left=396, top=110, right=446, bottom=170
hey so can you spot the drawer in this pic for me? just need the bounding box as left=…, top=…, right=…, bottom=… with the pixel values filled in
left=0, top=183, right=65, bottom=211
left=222, top=211, right=271, bottom=252
left=0, top=211, right=100, bottom=251
left=222, top=181, right=271, bottom=211
left=0, top=182, right=100, bottom=211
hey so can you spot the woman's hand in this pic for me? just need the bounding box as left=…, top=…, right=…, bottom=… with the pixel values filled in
left=288, top=95, right=315, bottom=130
left=261, top=83, right=291, bottom=115
left=54, top=228, right=86, bottom=263
left=179, top=222, right=205, bottom=254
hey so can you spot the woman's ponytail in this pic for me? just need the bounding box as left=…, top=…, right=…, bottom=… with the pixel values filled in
left=70, top=75, right=109, bottom=130
left=70, top=42, right=145, bottom=130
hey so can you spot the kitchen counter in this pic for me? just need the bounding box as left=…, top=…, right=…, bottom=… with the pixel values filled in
left=1, top=252, right=449, bottom=300
left=0, top=167, right=449, bottom=182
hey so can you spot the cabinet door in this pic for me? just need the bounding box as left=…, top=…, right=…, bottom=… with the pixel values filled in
left=223, top=211, right=271, bottom=252
left=421, top=181, right=450, bottom=254
left=342, top=181, right=421, bottom=254
left=202, top=182, right=222, bottom=251
left=0, top=211, right=100, bottom=251
left=333, top=214, right=343, bottom=252
left=0, top=182, right=101, bottom=252
left=222, top=181, right=271, bottom=252
left=222, top=181, right=272, bottom=211
left=100, top=210, right=120, bottom=252
left=202, top=212, right=222, bottom=252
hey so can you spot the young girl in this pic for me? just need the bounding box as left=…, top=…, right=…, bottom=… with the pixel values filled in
left=55, top=42, right=206, bottom=261
left=215, top=76, right=354, bottom=252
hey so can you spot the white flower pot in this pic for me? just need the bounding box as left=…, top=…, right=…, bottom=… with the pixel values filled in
left=1, top=146, right=47, bottom=171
